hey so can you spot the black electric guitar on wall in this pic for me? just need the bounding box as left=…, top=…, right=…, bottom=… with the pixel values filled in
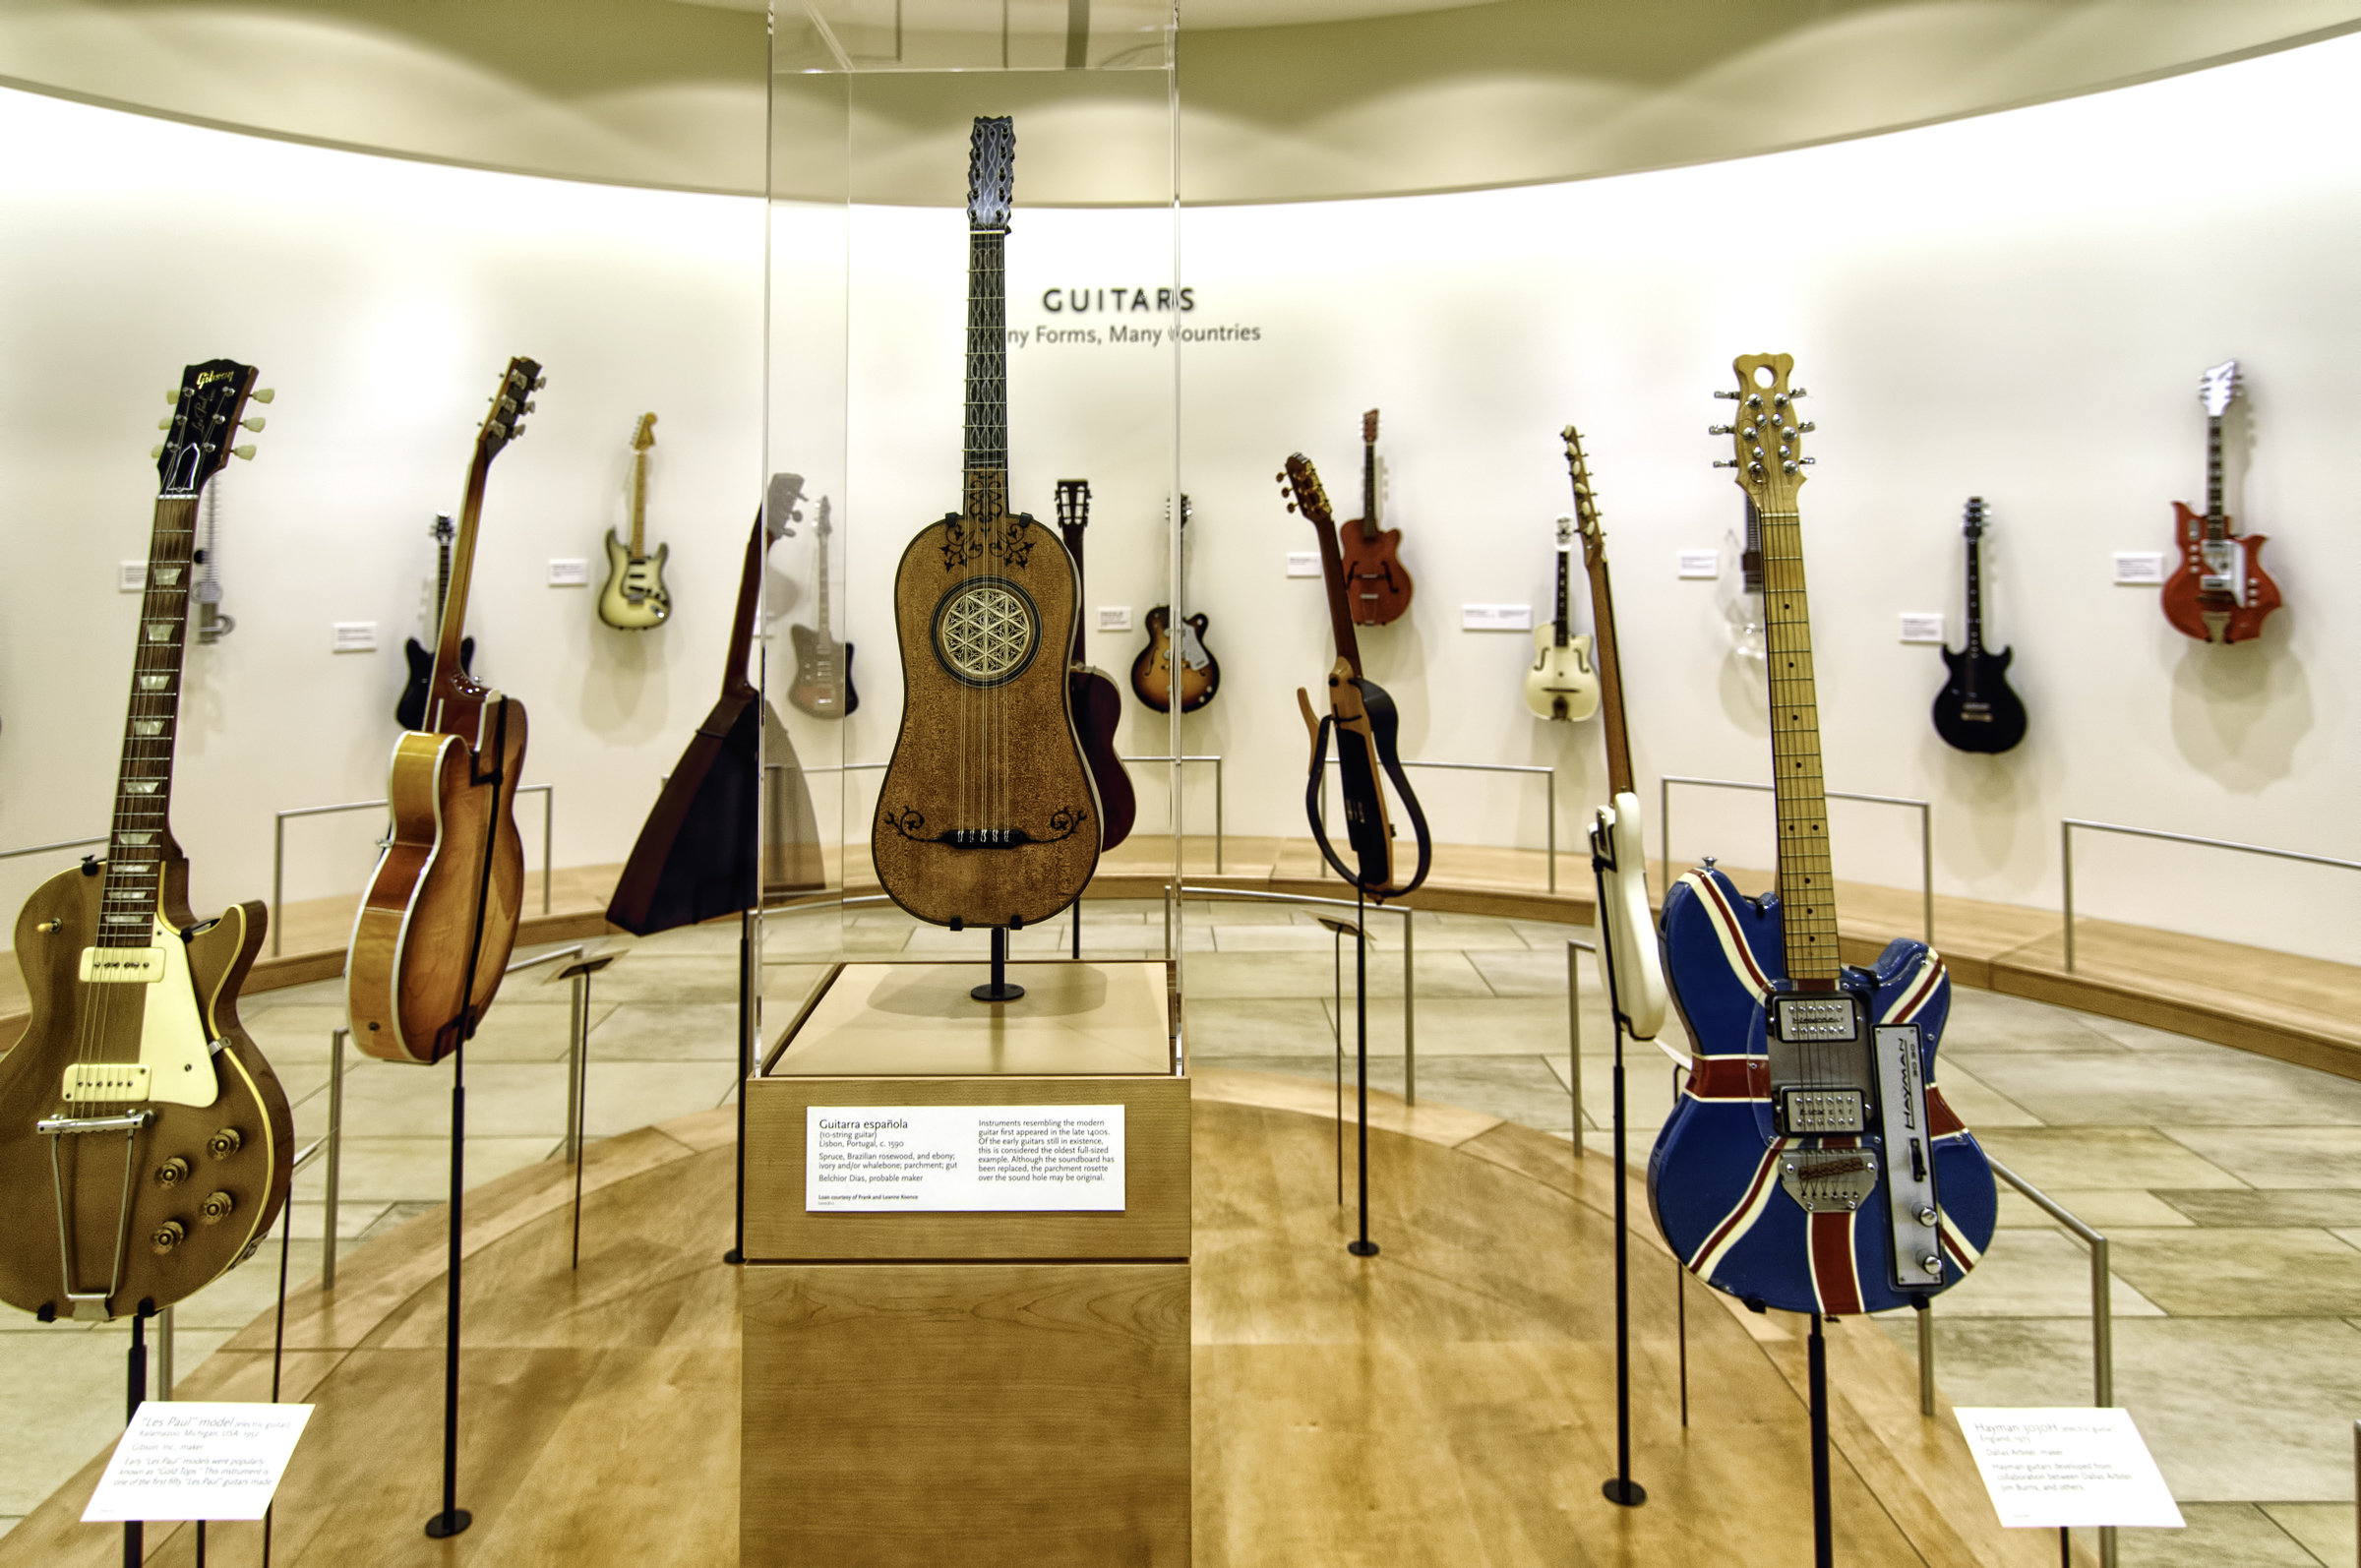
left=1283, top=453, right=1429, bottom=900
left=787, top=496, right=858, bottom=719
left=396, top=513, right=475, bottom=731
left=1930, top=498, right=2026, bottom=754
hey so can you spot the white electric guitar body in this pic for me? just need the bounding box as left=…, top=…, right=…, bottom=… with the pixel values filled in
left=1525, top=514, right=1600, bottom=721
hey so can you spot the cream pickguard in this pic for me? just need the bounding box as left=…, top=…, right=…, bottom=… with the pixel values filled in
left=62, top=909, right=231, bottom=1109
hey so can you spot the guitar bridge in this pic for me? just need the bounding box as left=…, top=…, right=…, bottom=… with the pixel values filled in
left=1778, top=1147, right=1878, bottom=1213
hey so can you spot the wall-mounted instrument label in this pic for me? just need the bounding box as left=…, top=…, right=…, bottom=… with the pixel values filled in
left=1286, top=551, right=1320, bottom=577
left=1462, top=604, right=1533, bottom=632
left=1097, top=606, right=1132, bottom=632
left=547, top=558, right=590, bottom=586
left=1676, top=549, right=1720, bottom=578
left=1898, top=613, right=1945, bottom=643
left=332, top=622, right=378, bottom=652
left=805, top=1105, right=1124, bottom=1212
left=2112, top=551, right=2166, bottom=584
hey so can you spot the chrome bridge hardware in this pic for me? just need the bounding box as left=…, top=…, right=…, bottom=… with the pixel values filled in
left=1873, top=1023, right=1945, bottom=1288
left=1779, top=1147, right=1877, bottom=1213
left=37, top=1110, right=156, bottom=1321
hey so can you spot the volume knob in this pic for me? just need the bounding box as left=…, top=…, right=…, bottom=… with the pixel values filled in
left=206, top=1127, right=244, bottom=1160
left=151, top=1219, right=187, bottom=1255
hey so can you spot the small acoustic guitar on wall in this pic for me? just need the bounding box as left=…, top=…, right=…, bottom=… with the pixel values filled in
left=348, top=356, right=543, bottom=1065
left=1131, top=495, right=1220, bottom=715
left=2160, top=359, right=2280, bottom=644
left=0, top=359, right=293, bottom=1323
left=1930, top=498, right=2026, bottom=754
left=1338, top=409, right=1413, bottom=626
left=598, top=412, right=671, bottom=631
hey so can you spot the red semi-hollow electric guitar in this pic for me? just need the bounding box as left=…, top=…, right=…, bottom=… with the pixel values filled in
left=2160, top=359, right=2280, bottom=644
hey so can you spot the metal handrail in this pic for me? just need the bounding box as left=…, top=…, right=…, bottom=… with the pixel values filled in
left=1315, top=754, right=1559, bottom=893
left=2060, top=818, right=2361, bottom=973
left=0, top=834, right=107, bottom=864
left=271, top=784, right=554, bottom=955
left=1983, top=1155, right=2117, bottom=1568
left=1658, top=775, right=1934, bottom=944
left=1180, top=883, right=1417, bottom=1105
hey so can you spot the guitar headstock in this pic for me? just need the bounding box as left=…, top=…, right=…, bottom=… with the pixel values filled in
left=1962, top=496, right=1985, bottom=539
left=815, top=495, right=832, bottom=536
left=479, top=356, right=544, bottom=461
left=1180, top=493, right=1192, bottom=529
left=2199, top=359, right=2240, bottom=418
left=1362, top=409, right=1379, bottom=445
left=1279, top=453, right=1336, bottom=528
left=1710, top=352, right=1814, bottom=509
left=631, top=411, right=658, bottom=452
left=430, top=512, right=455, bottom=543
left=1561, top=423, right=1609, bottom=561
left=968, top=116, right=1015, bottom=232
left=155, top=359, right=266, bottom=496
left=1554, top=514, right=1575, bottom=551
left=1055, top=478, right=1090, bottom=530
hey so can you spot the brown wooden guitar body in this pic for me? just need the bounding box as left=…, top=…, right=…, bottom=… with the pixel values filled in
left=347, top=695, right=528, bottom=1063
left=1338, top=520, right=1414, bottom=626
left=871, top=508, right=1099, bottom=929
left=2161, top=503, right=2281, bottom=644
left=0, top=853, right=292, bottom=1319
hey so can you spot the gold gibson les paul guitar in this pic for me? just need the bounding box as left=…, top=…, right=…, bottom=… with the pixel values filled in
left=0, top=359, right=293, bottom=1322
left=347, top=356, right=542, bottom=1063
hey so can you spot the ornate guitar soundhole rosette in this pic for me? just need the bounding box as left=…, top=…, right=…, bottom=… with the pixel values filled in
left=932, top=575, right=1041, bottom=687
left=883, top=805, right=1088, bottom=847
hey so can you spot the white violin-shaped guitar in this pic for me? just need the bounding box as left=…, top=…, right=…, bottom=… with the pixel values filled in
left=1524, top=514, right=1600, bottom=721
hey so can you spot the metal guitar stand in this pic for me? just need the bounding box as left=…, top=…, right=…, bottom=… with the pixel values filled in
left=1590, top=817, right=1646, bottom=1509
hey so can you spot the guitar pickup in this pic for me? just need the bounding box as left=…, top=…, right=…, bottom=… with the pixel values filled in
left=1778, top=1087, right=1867, bottom=1134
left=79, top=947, right=163, bottom=984
left=62, top=1063, right=152, bottom=1103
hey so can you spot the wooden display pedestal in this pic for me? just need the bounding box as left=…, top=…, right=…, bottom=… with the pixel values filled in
left=740, top=960, right=1189, bottom=1567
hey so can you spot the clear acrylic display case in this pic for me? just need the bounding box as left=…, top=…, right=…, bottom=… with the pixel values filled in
left=759, top=1, right=1186, bottom=1013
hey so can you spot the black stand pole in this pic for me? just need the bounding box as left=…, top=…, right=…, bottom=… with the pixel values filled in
left=424, top=1061, right=470, bottom=1540
left=1072, top=898, right=1081, bottom=960
left=124, top=1305, right=148, bottom=1568
left=1809, top=1310, right=1833, bottom=1568
left=261, top=1183, right=296, bottom=1566
left=1591, top=830, right=1645, bottom=1507
left=971, top=925, right=1024, bottom=1002
left=726, top=907, right=752, bottom=1266
left=1348, top=884, right=1378, bottom=1259
left=571, top=971, right=589, bottom=1271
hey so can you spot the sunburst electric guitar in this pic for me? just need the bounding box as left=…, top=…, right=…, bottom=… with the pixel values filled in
left=348, top=356, right=543, bottom=1064
left=597, top=411, right=671, bottom=631
left=871, top=117, right=1099, bottom=931
left=1649, top=355, right=1996, bottom=1316
left=0, top=359, right=293, bottom=1323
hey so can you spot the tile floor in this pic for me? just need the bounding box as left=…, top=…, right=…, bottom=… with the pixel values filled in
left=1, top=897, right=2355, bottom=1566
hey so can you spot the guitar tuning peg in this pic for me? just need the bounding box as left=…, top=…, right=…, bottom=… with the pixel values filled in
left=240, top=416, right=266, bottom=432
left=165, top=389, right=183, bottom=405
left=1795, top=421, right=1816, bottom=433
left=1713, top=390, right=1740, bottom=399
left=1712, top=459, right=1738, bottom=468
left=157, top=417, right=174, bottom=431
left=1788, top=388, right=1808, bottom=398
left=250, top=388, right=274, bottom=404
left=1708, top=424, right=1732, bottom=435
left=532, top=375, right=548, bottom=390
left=510, top=423, right=526, bottom=439
left=231, top=446, right=257, bottom=460
left=151, top=445, right=166, bottom=459
left=522, top=400, right=536, bottom=414
left=1798, top=456, right=1816, bottom=465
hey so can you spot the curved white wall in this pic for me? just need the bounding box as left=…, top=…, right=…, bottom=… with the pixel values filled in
left=4, top=30, right=2359, bottom=969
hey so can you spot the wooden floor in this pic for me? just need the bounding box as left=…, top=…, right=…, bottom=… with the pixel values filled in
left=2, top=1071, right=2074, bottom=1566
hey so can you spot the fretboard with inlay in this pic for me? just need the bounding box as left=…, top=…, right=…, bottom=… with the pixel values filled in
left=99, top=502, right=198, bottom=947
left=1757, top=506, right=1841, bottom=987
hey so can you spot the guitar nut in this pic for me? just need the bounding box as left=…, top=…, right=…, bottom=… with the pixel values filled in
left=151, top=1219, right=186, bottom=1255
left=199, top=1191, right=235, bottom=1225
left=206, top=1127, right=243, bottom=1160
left=152, top=1157, right=191, bottom=1188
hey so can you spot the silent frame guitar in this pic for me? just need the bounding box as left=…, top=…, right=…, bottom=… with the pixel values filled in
left=0, top=359, right=293, bottom=1322
left=347, top=356, right=543, bottom=1064
left=1282, top=453, right=1430, bottom=901
left=1650, top=354, right=1997, bottom=1317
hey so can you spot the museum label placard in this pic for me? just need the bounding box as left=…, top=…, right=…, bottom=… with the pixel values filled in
left=1954, top=1407, right=2184, bottom=1530
left=807, top=1105, right=1125, bottom=1212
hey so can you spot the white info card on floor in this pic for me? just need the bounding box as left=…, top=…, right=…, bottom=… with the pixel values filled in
left=84, top=1401, right=313, bottom=1523
left=807, top=1105, right=1124, bottom=1212
left=1954, top=1408, right=2184, bottom=1530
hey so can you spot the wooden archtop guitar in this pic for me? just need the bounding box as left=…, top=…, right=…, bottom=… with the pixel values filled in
left=1057, top=479, right=1136, bottom=852
left=1523, top=513, right=1599, bottom=721
left=1283, top=453, right=1429, bottom=901
left=1337, top=409, right=1413, bottom=626
left=1931, top=498, right=2026, bottom=754
left=0, top=358, right=293, bottom=1323
left=787, top=496, right=858, bottom=719
left=870, top=116, right=1099, bottom=931
left=2161, top=359, right=2280, bottom=644
left=1565, top=425, right=1665, bottom=1041
left=347, top=356, right=542, bottom=1064
left=1650, top=355, right=1996, bottom=1317
left=597, top=412, right=671, bottom=631
left=1131, top=495, right=1221, bottom=715
left=396, top=513, right=474, bottom=731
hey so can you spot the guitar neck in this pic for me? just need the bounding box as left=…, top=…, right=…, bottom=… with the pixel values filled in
left=1553, top=546, right=1571, bottom=645
left=1059, top=519, right=1088, bottom=665
left=1360, top=435, right=1378, bottom=539
left=629, top=446, right=649, bottom=556
left=101, top=495, right=200, bottom=944
left=722, top=508, right=763, bottom=700
left=1758, top=504, right=1842, bottom=987
left=1585, top=542, right=1636, bottom=798
left=2205, top=414, right=2226, bottom=537
left=1312, top=510, right=1366, bottom=675
left=815, top=525, right=832, bottom=640
left=433, top=449, right=494, bottom=706
left=1963, top=532, right=1985, bottom=656
left=963, top=226, right=1009, bottom=517
left=435, top=535, right=453, bottom=633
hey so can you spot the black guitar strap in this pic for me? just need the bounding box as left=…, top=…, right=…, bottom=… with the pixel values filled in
left=1302, top=700, right=1433, bottom=902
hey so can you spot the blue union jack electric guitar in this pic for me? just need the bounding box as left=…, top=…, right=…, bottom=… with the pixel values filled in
left=1648, top=354, right=1997, bottom=1316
